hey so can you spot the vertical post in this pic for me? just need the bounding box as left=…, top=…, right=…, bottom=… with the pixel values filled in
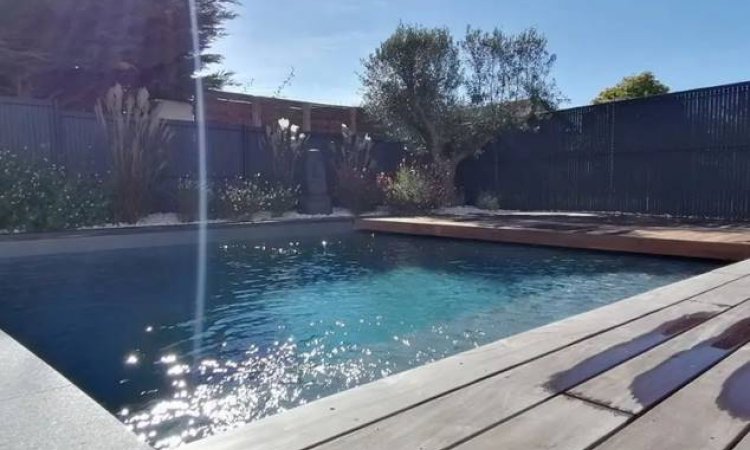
left=251, top=98, right=262, bottom=128
left=302, top=103, right=312, bottom=132
left=349, top=107, right=358, bottom=134
left=50, top=99, right=63, bottom=166
left=240, top=123, right=247, bottom=178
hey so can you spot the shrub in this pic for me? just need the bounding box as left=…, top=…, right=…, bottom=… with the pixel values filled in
left=333, top=166, right=383, bottom=214
left=216, top=176, right=300, bottom=220
left=263, top=183, right=299, bottom=217
left=175, top=175, right=218, bottom=222
left=378, top=161, right=457, bottom=214
left=475, top=191, right=500, bottom=210
left=331, top=124, right=383, bottom=214
left=95, top=84, right=172, bottom=223
left=0, top=150, right=111, bottom=232
left=217, top=177, right=267, bottom=220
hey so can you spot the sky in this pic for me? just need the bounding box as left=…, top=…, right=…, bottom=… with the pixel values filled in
left=211, top=0, right=750, bottom=108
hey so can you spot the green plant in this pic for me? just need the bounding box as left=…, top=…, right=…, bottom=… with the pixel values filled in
left=0, top=150, right=111, bottom=232
left=215, top=176, right=300, bottom=220
left=175, top=175, right=217, bottom=222
left=217, top=176, right=266, bottom=220
left=593, top=72, right=669, bottom=104
left=265, top=118, right=308, bottom=188
left=95, top=84, right=172, bottom=223
left=0, top=0, right=237, bottom=103
left=378, top=161, right=457, bottom=214
left=362, top=24, right=560, bottom=185
left=263, top=183, right=299, bottom=217
left=475, top=191, right=500, bottom=210
left=330, top=124, right=383, bottom=214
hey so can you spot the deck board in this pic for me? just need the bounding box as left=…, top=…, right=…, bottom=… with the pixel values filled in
left=595, top=345, right=750, bottom=450
left=453, top=395, right=630, bottom=450
left=571, top=297, right=750, bottom=414
left=356, top=216, right=750, bottom=261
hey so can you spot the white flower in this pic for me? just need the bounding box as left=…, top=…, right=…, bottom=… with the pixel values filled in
left=277, top=118, right=290, bottom=130
left=299, top=133, right=306, bottom=140
left=290, top=124, right=300, bottom=133
left=364, top=134, right=372, bottom=142
left=341, top=123, right=348, bottom=130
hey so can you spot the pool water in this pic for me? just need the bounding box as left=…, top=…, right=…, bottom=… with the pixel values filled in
left=0, top=233, right=716, bottom=448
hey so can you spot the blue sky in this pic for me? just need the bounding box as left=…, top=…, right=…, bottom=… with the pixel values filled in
left=212, top=0, right=750, bottom=107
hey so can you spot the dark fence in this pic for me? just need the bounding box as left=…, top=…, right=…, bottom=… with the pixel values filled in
left=460, top=81, right=750, bottom=219
left=0, top=95, right=404, bottom=182
left=4, top=81, right=750, bottom=220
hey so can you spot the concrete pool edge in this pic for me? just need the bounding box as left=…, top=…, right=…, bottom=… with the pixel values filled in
left=0, top=328, right=152, bottom=450
left=0, top=217, right=355, bottom=258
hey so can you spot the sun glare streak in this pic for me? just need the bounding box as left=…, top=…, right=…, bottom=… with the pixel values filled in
left=187, top=0, right=209, bottom=367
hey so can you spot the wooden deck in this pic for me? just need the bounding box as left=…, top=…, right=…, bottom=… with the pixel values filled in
left=354, top=214, right=750, bottom=261
left=188, top=259, right=750, bottom=450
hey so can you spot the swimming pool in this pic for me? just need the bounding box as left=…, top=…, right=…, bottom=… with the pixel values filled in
left=0, top=231, right=717, bottom=448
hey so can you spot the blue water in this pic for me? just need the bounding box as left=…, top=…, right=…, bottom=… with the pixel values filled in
left=0, top=232, right=716, bottom=448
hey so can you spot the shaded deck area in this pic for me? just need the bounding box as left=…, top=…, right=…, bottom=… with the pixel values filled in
left=189, top=259, right=750, bottom=450
left=355, top=213, right=750, bottom=261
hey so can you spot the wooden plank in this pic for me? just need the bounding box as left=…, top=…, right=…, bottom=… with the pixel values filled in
left=596, top=345, right=750, bottom=450
left=454, top=395, right=630, bottom=450
left=186, top=272, right=737, bottom=450
left=355, top=218, right=750, bottom=261
left=718, top=259, right=750, bottom=277
left=571, top=295, right=750, bottom=414
left=689, top=275, right=750, bottom=307
left=312, top=301, right=722, bottom=450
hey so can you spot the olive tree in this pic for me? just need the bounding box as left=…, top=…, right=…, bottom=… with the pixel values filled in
left=361, top=24, right=561, bottom=183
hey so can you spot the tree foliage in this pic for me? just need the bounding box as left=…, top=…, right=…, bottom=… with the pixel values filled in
left=592, top=72, right=669, bottom=104
left=0, top=0, right=236, bottom=107
left=361, top=24, right=561, bottom=180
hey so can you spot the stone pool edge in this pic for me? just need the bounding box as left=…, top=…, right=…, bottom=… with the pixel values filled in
left=0, top=217, right=355, bottom=258
left=0, top=327, right=153, bottom=449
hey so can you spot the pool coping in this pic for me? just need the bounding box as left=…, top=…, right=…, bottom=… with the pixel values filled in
left=0, top=217, right=355, bottom=258
left=0, top=221, right=748, bottom=449
left=0, top=216, right=356, bottom=242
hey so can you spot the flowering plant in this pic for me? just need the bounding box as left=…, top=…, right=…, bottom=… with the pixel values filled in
left=0, top=150, right=111, bottom=232
left=378, top=160, right=457, bottom=214
left=265, top=117, right=307, bottom=188
left=330, top=124, right=383, bottom=214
